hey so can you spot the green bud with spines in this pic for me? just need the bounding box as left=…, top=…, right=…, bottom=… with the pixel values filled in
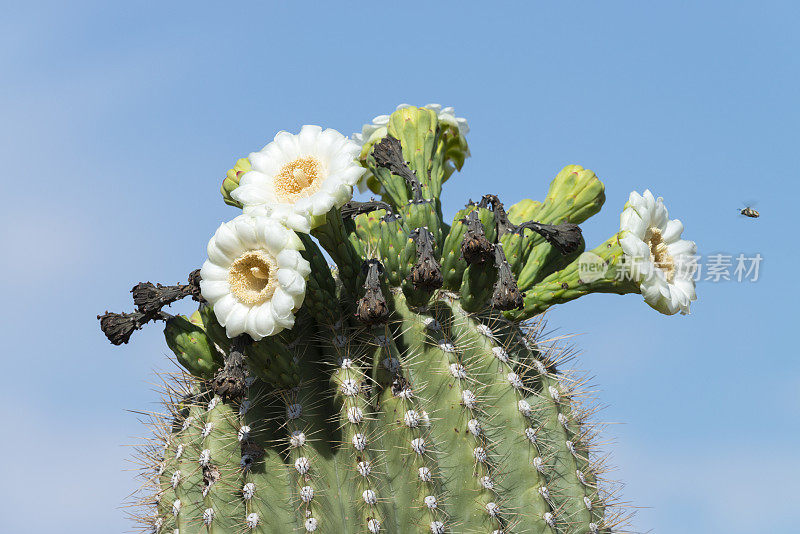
left=399, top=200, right=444, bottom=257
left=348, top=210, right=385, bottom=258
left=387, top=106, right=441, bottom=198
left=377, top=214, right=410, bottom=286
left=507, top=198, right=544, bottom=223
left=164, top=315, right=224, bottom=378
left=515, top=165, right=605, bottom=290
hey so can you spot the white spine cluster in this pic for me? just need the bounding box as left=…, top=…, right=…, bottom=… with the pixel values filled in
left=363, top=489, right=378, bottom=505
left=486, top=502, right=500, bottom=518
left=295, top=456, right=311, bottom=475
left=492, top=346, right=509, bottom=362
left=340, top=378, right=360, bottom=396
left=461, top=390, right=477, bottom=408
left=477, top=324, right=494, bottom=337
left=202, top=508, right=214, bottom=526
left=467, top=418, right=482, bottom=436
left=352, top=433, right=367, bottom=451
left=290, top=430, right=307, bottom=448
left=507, top=372, right=523, bottom=389
left=449, top=363, right=467, bottom=379
left=419, top=466, right=432, bottom=481
left=242, top=482, right=256, bottom=500
left=357, top=460, right=372, bottom=477
left=347, top=406, right=364, bottom=424
left=404, top=410, right=421, bottom=428
left=300, top=485, right=314, bottom=503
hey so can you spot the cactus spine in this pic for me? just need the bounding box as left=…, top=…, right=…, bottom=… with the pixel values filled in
left=102, top=104, right=695, bottom=533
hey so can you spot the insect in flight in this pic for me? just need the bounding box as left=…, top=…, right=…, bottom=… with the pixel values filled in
left=739, top=206, right=759, bottom=218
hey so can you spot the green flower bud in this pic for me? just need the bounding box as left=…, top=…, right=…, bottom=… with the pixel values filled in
left=220, top=157, right=251, bottom=208
left=163, top=315, right=224, bottom=379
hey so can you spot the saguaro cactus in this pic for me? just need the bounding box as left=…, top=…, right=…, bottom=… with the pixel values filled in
left=100, top=104, right=698, bottom=534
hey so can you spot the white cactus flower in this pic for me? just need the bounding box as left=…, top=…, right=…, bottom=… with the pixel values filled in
left=231, top=125, right=365, bottom=232
left=619, top=190, right=698, bottom=315
left=200, top=212, right=311, bottom=339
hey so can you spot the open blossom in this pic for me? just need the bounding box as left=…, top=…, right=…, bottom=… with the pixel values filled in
left=231, top=125, right=365, bottom=233
left=199, top=213, right=311, bottom=339
left=619, top=190, right=697, bottom=315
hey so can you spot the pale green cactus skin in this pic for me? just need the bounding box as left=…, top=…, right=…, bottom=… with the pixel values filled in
left=129, top=106, right=636, bottom=534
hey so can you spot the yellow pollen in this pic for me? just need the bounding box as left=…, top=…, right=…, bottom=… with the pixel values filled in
left=274, top=156, right=323, bottom=201
left=228, top=250, right=278, bottom=305
left=645, top=227, right=675, bottom=283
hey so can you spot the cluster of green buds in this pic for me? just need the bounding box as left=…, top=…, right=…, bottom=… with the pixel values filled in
left=99, top=104, right=697, bottom=534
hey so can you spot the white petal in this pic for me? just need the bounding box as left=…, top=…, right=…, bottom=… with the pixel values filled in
left=640, top=277, right=664, bottom=305
left=620, top=235, right=649, bottom=262
left=231, top=183, right=273, bottom=207
left=271, top=288, right=296, bottom=317
left=667, top=239, right=697, bottom=258
left=255, top=304, right=277, bottom=338
left=244, top=308, right=264, bottom=341
left=277, top=269, right=306, bottom=296
left=620, top=208, right=647, bottom=238
left=213, top=294, right=238, bottom=326
left=284, top=212, right=312, bottom=233
left=276, top=249, right=310, bottom=277
left=298, top=125, right=323, bottom=153
left=214, top=221, right=245, bottom=256
left=273, top=313, right=295, bottom=329
left=290, top=291, right=305, bottom=309
left=662, top=219, right=684, bottom=244
left=273, top=131, right=300, bottom=160
left=672, top=278, right=697, bottom=301
left=207, top=239, right=234, bottom=267
left=232, top=217, right=260, bottom=250
left=258, top=219, right=290, bottom=254
left=200, top=261, right=228, bottom=282
left=199, top=280, right=229, bottom=303
left=651, top=199, right=669, bottom=229
left=248, top=149, right=282, bottom=176
left=225, top=304, right=250, bottom=338
left=309, top=192, right=336, bottom=216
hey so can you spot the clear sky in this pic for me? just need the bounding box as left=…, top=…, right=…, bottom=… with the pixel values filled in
left=2, top=1, right=798, bottom=533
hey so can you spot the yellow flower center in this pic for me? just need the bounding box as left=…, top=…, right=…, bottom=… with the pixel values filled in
left=273, top=156, right=324, bottom=202
left=645, top=227, right=675, bottom=283
left=228, top=250, right=278, bottom=305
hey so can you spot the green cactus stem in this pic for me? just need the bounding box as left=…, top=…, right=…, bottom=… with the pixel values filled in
left=99, top=105, right=688, bottom=534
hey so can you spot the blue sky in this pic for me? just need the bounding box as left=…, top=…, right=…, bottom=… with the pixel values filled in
left=2, top=1, right=798, bottom=532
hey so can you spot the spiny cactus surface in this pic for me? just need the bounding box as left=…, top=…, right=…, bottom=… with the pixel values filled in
left=101, top=104, right=698, bottom=534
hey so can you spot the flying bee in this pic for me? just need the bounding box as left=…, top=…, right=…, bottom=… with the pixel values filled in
left=739, top=206, right=760, bottom=218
